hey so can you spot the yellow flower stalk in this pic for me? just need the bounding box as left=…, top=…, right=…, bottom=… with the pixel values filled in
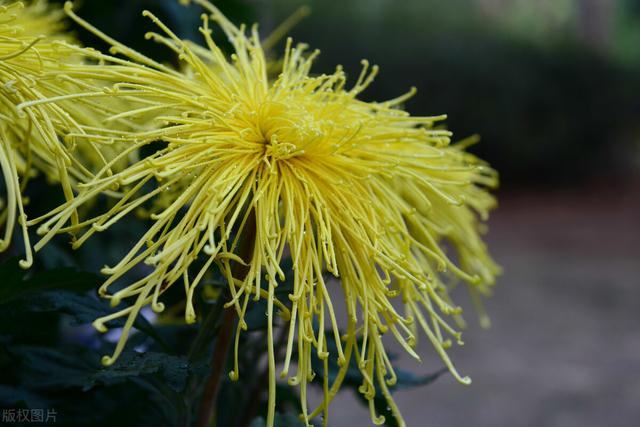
left=23, top=1, right=499, bottom=425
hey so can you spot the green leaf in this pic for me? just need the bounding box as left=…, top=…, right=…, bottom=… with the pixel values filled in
left=0, top=258, right=101, bottom=305
left=14, top=290, right=112, bottom=325
left=11, top=344, right=189, bottom=392
left=0, top=258, right=171, bottom=351
left=2, top=339, right=186, bottom=426
left=93, top=350, right=190, bottom=392
left=10, top=345, right=100, bottom=391
left=0, top=385, right=49, bottom=409
left=30, top=290, right=170, bottom=351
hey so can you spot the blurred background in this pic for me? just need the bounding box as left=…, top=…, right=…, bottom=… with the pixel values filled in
left=38, top=0, right=640, bottom=425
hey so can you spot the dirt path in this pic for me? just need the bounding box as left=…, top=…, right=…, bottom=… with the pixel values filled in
left=328, top=186, right=640, bottom=426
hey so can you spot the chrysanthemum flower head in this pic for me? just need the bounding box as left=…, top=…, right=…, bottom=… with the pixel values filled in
left=25, top=1, right=499, bottom=425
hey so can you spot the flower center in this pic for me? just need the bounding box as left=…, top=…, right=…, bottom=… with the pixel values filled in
left=263, top=133, right=300, bottom=161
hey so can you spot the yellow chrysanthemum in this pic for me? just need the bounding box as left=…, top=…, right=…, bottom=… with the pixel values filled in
left=0, top=1, right=145, bottom=265
left=23, top=1, right=499, bottom=425
left=0, top=0, right=82, bottom=266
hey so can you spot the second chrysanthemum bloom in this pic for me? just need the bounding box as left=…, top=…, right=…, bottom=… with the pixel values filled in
left=24, top=1, right=499, bottom=426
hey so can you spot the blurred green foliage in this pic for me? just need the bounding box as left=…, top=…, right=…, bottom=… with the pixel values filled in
left=0, top=250, right=441, bottom=426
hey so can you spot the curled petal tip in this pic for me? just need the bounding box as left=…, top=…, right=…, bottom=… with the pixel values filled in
left=101, top=355, right=114, bottom=367
left=92, top=320, right=107, bottom=333
left=18, top=259, right=32, bottom=269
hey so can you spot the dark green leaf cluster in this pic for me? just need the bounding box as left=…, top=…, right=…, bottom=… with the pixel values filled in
left=0, top=254, right=443, bottom=426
